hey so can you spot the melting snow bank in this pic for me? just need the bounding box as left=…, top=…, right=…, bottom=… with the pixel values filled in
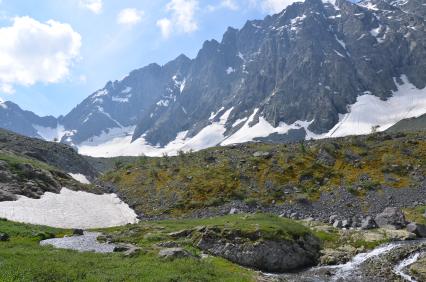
left=0, top=188, right=138, bottom=229
left=77, top=75, right=426, bottom=157
left=40, top=232, right=116, bottom=253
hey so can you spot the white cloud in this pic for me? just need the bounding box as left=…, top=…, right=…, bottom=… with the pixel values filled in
left=79, top=0, right=103, bottom=14
left=117, top=8, right=144, bottom=26
left=0, top=84, right=14, bottom=94
left=208, top=0, right=240, bottom=11
left=157, top=0, right=199, bottom=38
left=260, top=0, right=298, bottom=13
left=221, top=0, right=240, bottom=10
left=79, top=74, right=87, bottom=83
left=156, top=18, right=173, bottom=38
left=0, top=16, right=82, bottom=93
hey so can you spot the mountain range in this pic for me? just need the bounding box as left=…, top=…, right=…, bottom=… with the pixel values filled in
left=0, top=0, right=425, bottom=157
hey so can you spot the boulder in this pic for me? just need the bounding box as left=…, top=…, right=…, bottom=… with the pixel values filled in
left=360, top=216, right=377, bottom=230
left=196, top=227, right=320, bottom=272
left=113, top=243, right=141, bottom=256
left=156, top=241, right=180, bottom=248
left=0, top=170, right=14, bottom=183
left=316, top=149, right=336, bottom=166
left=374, top=207, right=406, bottom=229
left=73, top=229, right=84, bottom=236
left=406, top=223, right=426, bottom=238
left=351, top=216, right=360, bottom=228
left=168, top=229, right=193, bottom=238
left=329, top=215, right=338, bottom=224
left=341, top=219, right=351, bottom=228
left=333, top=220, right=342, bottom=228
left=253, top=151, right=272, bottom=159
left=0, top=232, right=9, bottom=241
left=158, top=247, right=192, bottom=260
left=229, top=208, right=239, bottom=215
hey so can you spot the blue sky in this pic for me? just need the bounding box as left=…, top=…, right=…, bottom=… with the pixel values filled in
left=0, top=0, right=304, bottom=117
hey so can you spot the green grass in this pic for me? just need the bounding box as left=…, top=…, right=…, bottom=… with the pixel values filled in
left=104, top=213, right=311, bottom=246
left=0, top=150, right=54, bottom=172
left=404, top=205, right=426, bottom=225
left=0, top=219, right=257, bottom=282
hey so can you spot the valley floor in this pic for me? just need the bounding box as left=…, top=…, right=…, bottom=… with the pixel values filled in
left=0, top=218, right=255, bottom=282
left=2, top=211, right=426, bottom=282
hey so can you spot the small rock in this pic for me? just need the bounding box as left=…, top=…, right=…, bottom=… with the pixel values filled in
left=168, top=229, right=193, bottom=238
left=360, top=216, right=376, bottom=230
left=73, top=229, right=84, bottom=236
left=158, top=247, right=192, bottom=260
left=406, top=223, right=426, bottom=238
left=0, top=232, right=9, bottom=241
left=342, top=219, right=351, bottom=228
left=333, top=220, right=342, bottom=228
left=351, top=216, right=360, bottom=228
left=316, top=149, right=336, bottom=166
left=329, top=215, right=338, bottom=224
left=253, top=151, right=272, bottom=158
left=229, top=208, right=239, bottom=215
left=156, top=241, right=179, bottom=248
left=114, top=243, right=141, bottom=256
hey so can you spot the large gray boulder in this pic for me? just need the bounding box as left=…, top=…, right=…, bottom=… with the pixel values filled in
left=196, top=227, right=320, bottom=272
left=407, top=223, right=426, bottom=238
left=374, top=207, right=406, bottom=229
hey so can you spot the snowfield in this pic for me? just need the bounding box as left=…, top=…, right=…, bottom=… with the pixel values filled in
left=0, top=188, right=138, bottom=229
left=76, top=75, right=426, bottom=157
left=317, top=75, right=426, bottom=138
left=69, top=173, right=91, bottom=184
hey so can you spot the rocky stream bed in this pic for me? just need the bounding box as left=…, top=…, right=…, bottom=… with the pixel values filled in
left=263, top=240, right=426, bottom=282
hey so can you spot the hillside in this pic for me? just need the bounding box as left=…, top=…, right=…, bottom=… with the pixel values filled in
left=0, top=128, right=102, bottom=201
left=104, top=131, right=426, bottom=219
left=387, top=114, right=426, bottom=133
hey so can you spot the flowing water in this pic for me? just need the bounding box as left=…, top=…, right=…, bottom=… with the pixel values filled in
left=276, top=240, right=426, bottom=282
left=394, top=252, right=422, bottom=282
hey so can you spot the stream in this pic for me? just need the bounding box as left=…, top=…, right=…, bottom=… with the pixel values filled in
left=274, top=240, right=426, bottom=282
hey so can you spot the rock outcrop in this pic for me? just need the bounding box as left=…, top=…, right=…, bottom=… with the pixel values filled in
left=195, top=227, right=320, bottom=272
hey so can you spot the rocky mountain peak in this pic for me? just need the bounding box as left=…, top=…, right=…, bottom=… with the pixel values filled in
left=0, top=0, right=424, bottom=157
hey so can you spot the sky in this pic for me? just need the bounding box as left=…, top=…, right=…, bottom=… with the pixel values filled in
left=0, top=0, right=307, bottom=117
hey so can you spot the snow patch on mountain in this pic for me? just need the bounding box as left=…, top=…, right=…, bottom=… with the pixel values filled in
left=33, top=124, right=67, bottom=141
left=112, top=97, right=130, bottom=103
left=78, top=108, right=234, bottom=157
left=317, top=75, right=426, bottom=138
left=77, top=75, right=426, bottom=157
left=69, top=173, right=91, bottom=184
left=79, top=126, right=135, bottom=147
left=121, top=87, right=132, bottom=94
left=222, top=109, right=312, bottom=145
